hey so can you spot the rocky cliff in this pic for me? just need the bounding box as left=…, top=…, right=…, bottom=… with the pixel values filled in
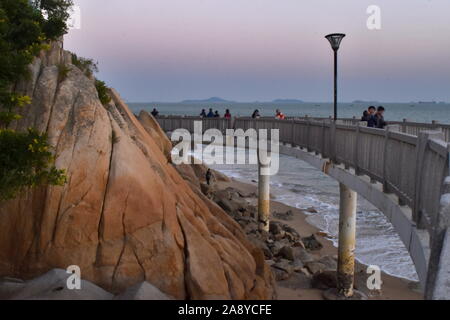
left=0, top=41, right=275, bottom=299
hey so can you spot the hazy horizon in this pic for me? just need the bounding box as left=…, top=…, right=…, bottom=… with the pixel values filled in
left=65, top=0, right=450, bottom=103
left=127, top=97, right=448, bottom=104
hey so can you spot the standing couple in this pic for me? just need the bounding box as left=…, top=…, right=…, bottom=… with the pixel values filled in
left=361, top=106, right=386, bottom=129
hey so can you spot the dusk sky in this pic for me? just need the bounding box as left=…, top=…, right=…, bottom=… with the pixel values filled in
left=64, top=0, right=450, bottom=103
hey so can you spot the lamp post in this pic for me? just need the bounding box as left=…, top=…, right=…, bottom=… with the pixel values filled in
left=325, top=33, right=346, bottom=121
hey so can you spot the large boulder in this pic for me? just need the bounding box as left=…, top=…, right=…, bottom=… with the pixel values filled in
left=2, top=269, right=113, bottom=300
left=0, top=42, right=275, bottom=300
left=114, top=281, right=173, bottom=300
left=137, top=110, right=172, bottom=159
left=175, top=161, right=231, bottom=190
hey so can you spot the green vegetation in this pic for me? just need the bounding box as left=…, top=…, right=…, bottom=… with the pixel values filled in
left=72, top=54, right=112, bottom=106
left=71, top=53, right=98, bottom=77
left=95, top=80, right=111, bottom=105
left=0, top=128, right=66, bottom=201
left=0, top=0, right=72, bottom=201
left=57, top=63, right=71, bottom=83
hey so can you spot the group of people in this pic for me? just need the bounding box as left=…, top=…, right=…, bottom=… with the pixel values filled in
left=200, top=108, right=286, bottom=120
left=151, top=105, right=386, bottom=129
left=251, top=109, right=285, bottom=119
left=361, top=106, right=386, bottom=129
left=199, top=108, right=232, bottom=119
left=151, top=106, right=286, bottom=120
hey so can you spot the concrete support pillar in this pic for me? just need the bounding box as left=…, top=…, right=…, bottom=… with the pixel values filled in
left=258, top=162, right=270, bottom=232
left=337, top=183, right=357, bottom=297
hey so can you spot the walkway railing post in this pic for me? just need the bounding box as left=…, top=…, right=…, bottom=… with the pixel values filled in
left=353, top=123, right=360, bottom=175
left=402, top=119, right=408, bottom=134
left=291, top=118, right=295, bottom=146
left=382, top=128, right=390, bottom=193
left=414, top=130, right=445, bottom=229
left=426, top=144, right=450, bottom=299
left=337, top=183, right=357, bottom=297
left=330, top=121, right=337, bottom=163
left=258, top=161, right=270, bottom=232
left=306, top=117, right=311, bottom=152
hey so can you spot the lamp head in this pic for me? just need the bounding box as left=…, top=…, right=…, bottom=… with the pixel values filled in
left=325, top=33, right=346, bottom=51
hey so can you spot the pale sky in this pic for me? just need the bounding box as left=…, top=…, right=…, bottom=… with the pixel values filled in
left=64, top=0, right=450, bottom=102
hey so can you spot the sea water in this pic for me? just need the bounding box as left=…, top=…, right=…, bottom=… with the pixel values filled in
left=139, top=102, right=433, bottom=281
left=204, top=147, right=419, bottom=282
left=129, top=102, right=450, bottom=124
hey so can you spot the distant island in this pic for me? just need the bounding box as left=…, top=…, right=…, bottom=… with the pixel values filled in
left=352, top=100, right=380, bottom=104
left=181, top=97, right=235, bottom=104
left=271, top=99, right=304, bottom=104
left=179, top=97, right=306, bottom=104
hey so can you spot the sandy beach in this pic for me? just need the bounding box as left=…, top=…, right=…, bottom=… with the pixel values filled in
left=214, top=177, right=422, bottom=300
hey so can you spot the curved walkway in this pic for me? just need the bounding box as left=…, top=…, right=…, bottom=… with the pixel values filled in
left=278, top=142, right=429, bottom=287
left=154, top=115, right=450, bottom=299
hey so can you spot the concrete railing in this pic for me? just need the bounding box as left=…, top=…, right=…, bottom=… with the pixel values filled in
left=157, top=115, right=450, bottom=141
left=157, top=115, right=449, bottom=233
left=156, top=115, right=450, bottom=299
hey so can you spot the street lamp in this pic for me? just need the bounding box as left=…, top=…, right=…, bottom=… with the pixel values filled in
left=325, top=33, right=346, bottom=121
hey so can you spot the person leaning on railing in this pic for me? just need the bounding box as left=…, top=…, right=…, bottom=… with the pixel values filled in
left=362, top=106, right=376, bottom=124
left=252, top=109, right=261, bottom=119
left=275, top=109, right=286, bottom=120
left=151, top=108, right=159, bottom=117
left=375, top=106, right=387, bottom=129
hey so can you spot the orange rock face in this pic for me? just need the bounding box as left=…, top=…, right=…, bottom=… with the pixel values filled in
left=0, top=42, right=275, bottom=300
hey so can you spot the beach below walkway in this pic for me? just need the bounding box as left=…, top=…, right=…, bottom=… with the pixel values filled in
left=214, top=177, right=422, bottom=300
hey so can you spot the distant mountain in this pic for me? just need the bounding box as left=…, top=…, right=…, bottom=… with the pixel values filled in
left=271, top=99, right=304, bottom=104
left=181, top=97, right=234, bottom=104
left=418, top=101, right=437, bottom=104
left=352, top=100, right=379, bottom=104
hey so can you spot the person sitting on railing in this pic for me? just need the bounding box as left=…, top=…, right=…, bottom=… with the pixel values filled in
left=206, top=108, right=215, bottom=118
left=151, top=108, right=159, bottom=117
left=275, top=109, right=286, bottom=120
left=252, top=109, right=261, bottom=119
left=200, top=109, right=207, bottom=117
left=214, top=110, right=220, bottom=118
left=224, top=109, right=232, bottom=119
left=375, top=106, right=387, bottom=129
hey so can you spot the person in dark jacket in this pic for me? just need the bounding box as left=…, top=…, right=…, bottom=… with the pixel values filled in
left=364, top=106, right=377, bottom=126
left=151, top=108, right=159, bottom=117
left=200, top=109, right=207, bottom=117
left=252, top=109, right=261, bottom=119
left=206, top=169, right=213, bottom=185
left=361, top=110, right=369, bottom=121
left=214, top=110, right=220, bottom=118
left=375, top=106, right=387, bottom=129
left=206, top=108, right=214, bottom=118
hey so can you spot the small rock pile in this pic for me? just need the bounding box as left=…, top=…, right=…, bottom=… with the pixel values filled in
left=207, top=185, right=340, bottom=291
